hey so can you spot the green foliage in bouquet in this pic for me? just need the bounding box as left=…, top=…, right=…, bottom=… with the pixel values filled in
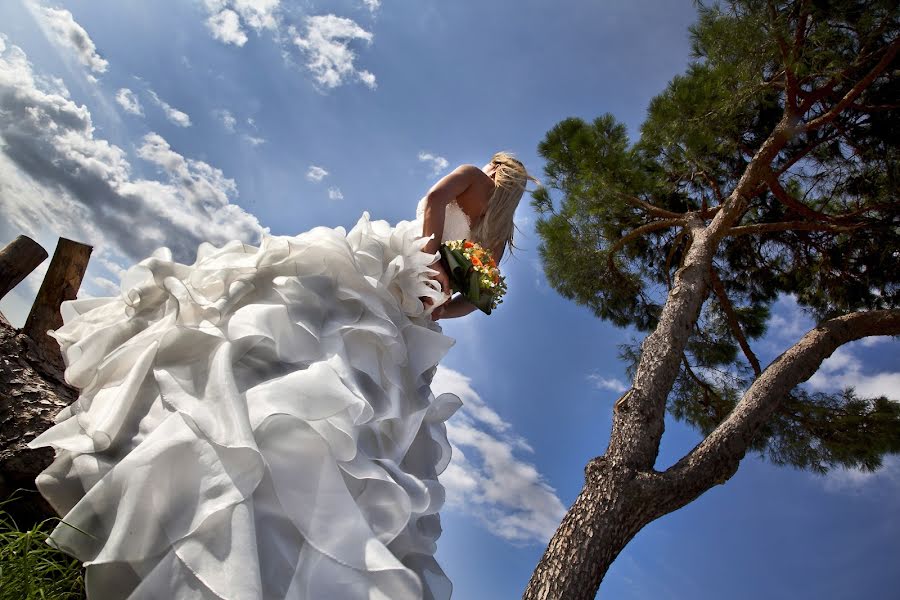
left=439, top=240, right=507, bottom=315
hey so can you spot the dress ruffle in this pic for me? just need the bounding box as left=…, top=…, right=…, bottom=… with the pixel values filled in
left=29, top=213, right=461, bottom=600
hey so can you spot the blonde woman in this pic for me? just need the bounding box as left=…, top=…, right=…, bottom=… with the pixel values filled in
left=30, top=152, right=534, bottom=600
left=422, top=152, right=534, bottom=320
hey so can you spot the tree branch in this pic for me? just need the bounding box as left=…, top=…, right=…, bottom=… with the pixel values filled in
left=767, top=0, right=800, bottom=112
left=709, top=267, right=762, bottom=376
left=803, top=37, right=900, bottom=131
left=607, top=219, right=685, bottom=261
left=654, top=309, right=900, bottom=514
left=617, top=192, right=685, bottom=219
left=766, top=170, right=841, bottom=222
left=726, top=220, right=866, bottom=237
left=681, top=352, right=721, bottom=407
left=606, top=115, right=796, bottom=470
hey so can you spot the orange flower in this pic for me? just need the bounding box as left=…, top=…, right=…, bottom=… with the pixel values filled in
left=464, top=241, right=474, bottom=249
left=488, top=257, right=496, bottom=268
left=471, top=257, right=482, bottom=267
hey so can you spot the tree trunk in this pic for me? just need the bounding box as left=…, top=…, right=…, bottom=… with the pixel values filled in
left=22, top=238, right=92, bottom=370
left=522, top=458, right=658, bottom=600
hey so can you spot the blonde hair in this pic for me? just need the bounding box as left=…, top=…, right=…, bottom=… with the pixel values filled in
left=470, top=151, right=538, bottom=261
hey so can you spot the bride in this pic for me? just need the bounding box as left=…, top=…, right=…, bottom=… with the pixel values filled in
left=29, top=153, right=534, bottom=599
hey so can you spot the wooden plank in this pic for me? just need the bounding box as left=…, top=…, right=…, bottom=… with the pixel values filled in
left=0, top=235, right=48, bottom=301
left=22, top=237, right=92, bottom=366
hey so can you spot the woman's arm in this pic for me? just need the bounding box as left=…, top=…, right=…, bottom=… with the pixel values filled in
left=432, top=295, right=478, bottom=320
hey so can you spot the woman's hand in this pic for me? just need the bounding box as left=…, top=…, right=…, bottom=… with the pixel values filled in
left=429, top=259, right=450, bottom=297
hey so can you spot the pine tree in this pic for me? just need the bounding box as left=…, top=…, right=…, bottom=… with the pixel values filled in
left=524, top=1, right=899, bottom=597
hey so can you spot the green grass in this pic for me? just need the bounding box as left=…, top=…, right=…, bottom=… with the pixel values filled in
left=0, top=494, right=85, bottom=600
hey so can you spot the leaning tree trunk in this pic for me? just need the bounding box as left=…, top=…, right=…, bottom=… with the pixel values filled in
left=522, top=118, right=795, bottom=599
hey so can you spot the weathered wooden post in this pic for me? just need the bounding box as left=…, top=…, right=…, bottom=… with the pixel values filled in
left=0, top=235, right=48, bottom=301
left=22, top=238, right=92, bottom=368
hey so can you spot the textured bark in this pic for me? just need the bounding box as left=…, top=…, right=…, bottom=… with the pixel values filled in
left=521, top=458, right=656, bottom=600
left=0, top=235, right=48, bottom=301
left=22, top=238, right=92, bottom=370
left=0, top=316, right=76, bottom=527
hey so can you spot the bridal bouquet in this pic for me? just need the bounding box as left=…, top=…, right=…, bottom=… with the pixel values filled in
left=439, top=240, right=507, bottom=314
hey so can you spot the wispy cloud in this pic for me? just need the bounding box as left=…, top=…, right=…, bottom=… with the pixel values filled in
left=291, top=15, right=376, bottom=90
left=213, top=108, right=237, bottom=132
left=327, top=186, right=343, bottom=200
left=807, top=347, right=900, bottom=401
left=361, top=0, right=381, bottom=14
left=29, top=3, right=108, bottom=75
left=306, top=165, right=329, bottom=182
left=148, top=90, right=192, bottom=127
left=821, top=455, right=900, bottom=494
left=433, top=367, right=566, bottom=545
left=588, top=373, right=628, bottom=393
left=418, top=151, right=449, bottom=177
left=0, top=39, right=265, bottom=294
left=115, top=88, right=143, bottom=116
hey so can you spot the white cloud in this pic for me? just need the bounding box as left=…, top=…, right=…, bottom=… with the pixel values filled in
left=306, top=165, right=328, bottom=182
left=148, top=90, right=192, bottom=127
left=213, top=108, right=237, bottom=132
left=327, top=186, right=343, bottom=200
left=433, top=367, right=566, bottom=545
left=29, top=4, right=108, bottom=74
left=291, top=15, right=376, bottom=90
left=243, top=134, right=266, bottom=146
left=765, top=294, right=815, bottom=345
left=807, top=347, right=900, bottom=401
left=0, top=40, right=265, bottom=293
left=588, top=373, right=628, bottom=393
left=418, top=151, right=449, bottom=177
left=115, top=88, right=143, bottom=116
left=821, top=455, right=900, bottom=494
left=361, top=0, right=381, bottom=14
left=861, top=336, right=893, bottom=348
left=206, top=8, right=248, bottom=46
left=202, top=0, right=280, bottom=46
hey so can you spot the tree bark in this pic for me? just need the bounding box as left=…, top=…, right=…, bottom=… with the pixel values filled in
left=521, top=458, right=657, bottom=600
left=0, top=235, right=48, bottom=301
left=0, top=316, right=76, bottom=527
left=22, top=238, right=92, bottom=370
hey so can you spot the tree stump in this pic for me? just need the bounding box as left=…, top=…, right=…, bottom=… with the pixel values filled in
left=0, top=235, right=48, bottom=301
left=22, top=238, right=92, bottom=371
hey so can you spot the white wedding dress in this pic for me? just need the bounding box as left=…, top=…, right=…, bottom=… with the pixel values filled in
left=29, top=199, right=475, bottom=599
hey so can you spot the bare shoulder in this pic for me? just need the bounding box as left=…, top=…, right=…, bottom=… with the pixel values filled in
left=451, top=165, right=494, bottom=220
left=425, top=164, right=494, bottom=217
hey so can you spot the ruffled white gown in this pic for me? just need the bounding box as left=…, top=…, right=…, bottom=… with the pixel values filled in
left=29, top=199, right=475, bottom=599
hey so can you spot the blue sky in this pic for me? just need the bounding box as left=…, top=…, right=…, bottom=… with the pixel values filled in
left=1, top=1, right=898, bottom=598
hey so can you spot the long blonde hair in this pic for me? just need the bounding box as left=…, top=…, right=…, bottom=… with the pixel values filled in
left=470, top=151, right=538, bottom=261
